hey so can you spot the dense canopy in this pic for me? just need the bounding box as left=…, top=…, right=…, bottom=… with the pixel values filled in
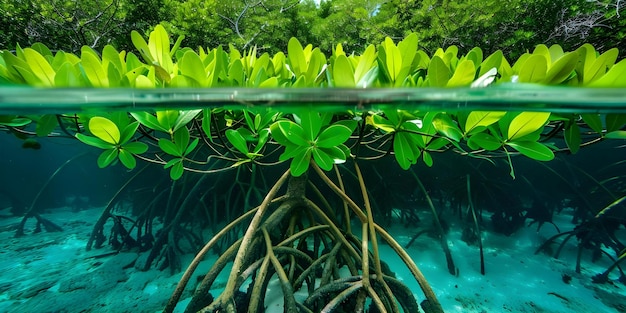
left=1, top=0, right=624, bottom=58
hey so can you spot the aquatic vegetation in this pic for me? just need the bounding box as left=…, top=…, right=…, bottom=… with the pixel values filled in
left=536, top=196, right=626, bottom=281
left=1, top=24, right=626, bottom=312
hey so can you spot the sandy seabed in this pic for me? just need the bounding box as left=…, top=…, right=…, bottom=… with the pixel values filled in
left=0, top=205, right=624, bottom=313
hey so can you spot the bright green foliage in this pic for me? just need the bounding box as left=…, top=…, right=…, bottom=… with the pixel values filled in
left=224, top=110, right=279, bottom=165
left=158, top=127, right=199, bottom=180
left=2, top=25, right=625, bottom=90
left=2, top=26, right=626, bottom=180
left=75, top=116, right=148, bottom=169
left=270, top=112, right=355, bottom=176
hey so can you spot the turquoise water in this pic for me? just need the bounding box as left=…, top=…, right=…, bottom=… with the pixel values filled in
left=1, top=86, right=626, bottom=114
left=1, top=87, right=626, bottom=312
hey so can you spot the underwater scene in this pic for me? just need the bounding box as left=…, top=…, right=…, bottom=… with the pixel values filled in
left=2, top=22, right=626, bottom=313
left=1, top=95, right=626, bottom=313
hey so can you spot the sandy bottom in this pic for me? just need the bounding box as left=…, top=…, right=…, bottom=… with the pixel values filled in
left=0, top=206, right=624, bottom=313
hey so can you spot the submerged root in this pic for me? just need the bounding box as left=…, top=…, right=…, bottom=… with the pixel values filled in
left=164, top=166, right=443, bottom=313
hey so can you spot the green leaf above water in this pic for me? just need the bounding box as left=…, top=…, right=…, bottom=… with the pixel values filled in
left=518, top=54, right=547, bottom=83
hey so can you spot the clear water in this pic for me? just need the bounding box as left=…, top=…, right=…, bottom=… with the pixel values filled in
left=1, top=85, right=626, bottom=113
left=1, top=87, right=625, bottom=313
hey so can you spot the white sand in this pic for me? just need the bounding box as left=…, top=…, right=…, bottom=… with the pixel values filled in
left=0, top=205, right=623, bottom=312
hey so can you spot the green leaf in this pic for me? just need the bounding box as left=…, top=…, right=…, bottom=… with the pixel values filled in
left=480, top=50, right=503, bottom=77
left=581, top=113, right=603, bottom=134
left=118, top=149, right=137, bottom=169
left=148, top=24, right=173, bottom=72
left=228, top=58, right=245, bottom=85
left=290, top=147, right=312, bottom=177
left=164, top=158, right=179, bottom=169
left=1, top=50, right=29, bottom=83
left=81, top=48, right=108, bottom=87
left=288, top=37, right=307, bottom=77
left=533, top=44, right=552, bottom=64
left=185, top=138, right=199, bottom=156
left=543, top=52, right=578, bottom=84
left=518, top=54, right=547, bottom=83
left=171, top=34, right=185, bottom=56
left=97, top=149, right=118, bottom=168
left=299, top=111, right=323, bottom=141
left=276, top=120, right=308, bottom=146
left=432, top=114, right=462, bottom=142
left=426, top=137, right=449, bottom=150
left=368, top=114, right=396, bottom=133
left=12, top=65, right=40, bottom=85
left=102, top=45, right=124, bottom=74
left=333, top=55, right=355, bottom=87
left=76, top=133, right=115, bottom=149
left=23, top=48, right=55, bottom=86
left=312, top=148, right=334, bottom=170
left=173, top=126, right=190, bottom=152
left=316, top=124, right=352, bottom=148
left=354, top=45, right=376, bottom=85
left=89, top=116, right=120, bottom=145
left=169, top=161, right=184, bottom=180
left=605, top=131, right=626, bottom=139
left=226, top=129, right=249, bottom=155
left=280, top=144, right=306, bottom=162
left=465, top=111, right=506, bottom=134
left=131, top=30, right=155, bottom=64
left=253, top=129, right=270, bottom=154
left=468, top=132, right=501, bottom=151
left=465, top=47, right=483, bottom=68
left=0, top=116, right=31, bottom=127
left=506, top=141, right=554, bottom=161
left=179, top=51, right=208, bottom=86
left=157, top=110, right=179, bottom=132
left=383, top=37, right=402, bottom=83
left=131, top=112, right=167, bottom=132
left=606, top=114, right=626, bottom=132
left=134, top=74, right=154, bottom=88
left=118, top=121, right=139, bottom=145
left=508, top=112, right=550, bottom=141
left=259, top=76, right=278, bottom=87
left=36, top=114, right=57, bottom=137
left=54, top=62, right=81, bottom=86
left=202, top=109, right=212, bottom=141
left=320, top=146, right=347, bottom=163
left=158, top=138, right=181, bottom=157
left=427, top=56, right=450, bottom=87
left=564, top=122, right=581, bottom=154
left=236, top=127, right=255, bottom=142
left=393, top=132, right=418, bottom=170
left=270, top=120, right=293, bottom=146
left=422, top=151, right=433, bottom=167
left=584, top=48, right=618, bottom=85
left=588, top=59, right=626, bottom=87
left=31, top=43, right=52, bottom=58
left=121, top=140, right=148, bottom=154
left=447, top=60, right=475, bottom=87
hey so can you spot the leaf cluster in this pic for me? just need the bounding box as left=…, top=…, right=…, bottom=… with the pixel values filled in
left=1, top=25, right=626, bottom=181
left=2, top=24, right=625, bottom=89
